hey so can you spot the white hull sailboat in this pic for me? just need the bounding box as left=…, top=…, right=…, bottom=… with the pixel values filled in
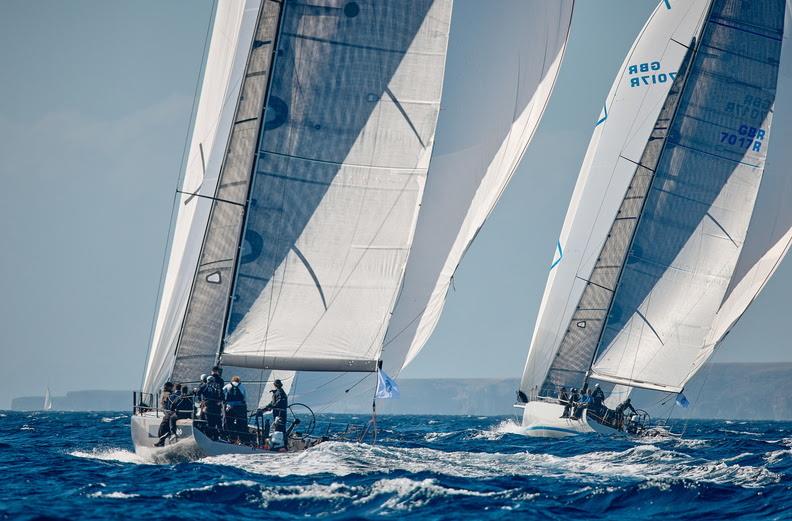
left=133, top=0, right=454, bottom=458
left=132, top=0, right=574, bottom=459
left=517, top=0, right=792, bottom=437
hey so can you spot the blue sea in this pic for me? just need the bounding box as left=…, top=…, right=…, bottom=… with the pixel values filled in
left=1, top=412, right=791, bottom=520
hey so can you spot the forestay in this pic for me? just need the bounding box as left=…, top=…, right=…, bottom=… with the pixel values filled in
left=221, top=1, right=453, bottom=372
left=381, top=0, right=574, bottom=375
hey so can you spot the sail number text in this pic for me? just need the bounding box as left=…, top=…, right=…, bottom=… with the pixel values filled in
left=725, top=94, right=772, bottom=121
left=627, top=61, right=677, bottom=87
left=720, top=124, right=766, bottom=152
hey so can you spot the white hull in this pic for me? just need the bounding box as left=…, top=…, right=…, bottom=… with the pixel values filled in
left=131, top=413, right=303, bottom=462
left=519, top=401, right=621, bottom=438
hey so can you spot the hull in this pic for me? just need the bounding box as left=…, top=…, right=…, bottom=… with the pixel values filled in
left=519, top=401, right=621, bottom=438
left=131, top=413, right=310, bottom=463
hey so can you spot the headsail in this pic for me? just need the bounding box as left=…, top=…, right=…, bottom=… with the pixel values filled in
left=521, top=0, right=789, bottom=399
left=381, top=0, right=574, bottom=375
left=142, top=0, right=265, bottom=398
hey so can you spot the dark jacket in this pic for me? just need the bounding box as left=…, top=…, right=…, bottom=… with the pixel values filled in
left=615, top=401, right=637, bottom=415
left=266, top=388, right=288, bottom=413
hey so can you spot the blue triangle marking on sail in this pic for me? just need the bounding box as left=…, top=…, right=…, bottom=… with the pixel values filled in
left=550, top=241, right=563, bottom=270
left=663, top=0, right=671, bottom=10
left=595, top=103, right=608, bottom=127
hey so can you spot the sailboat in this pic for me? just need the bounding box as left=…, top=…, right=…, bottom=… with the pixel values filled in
left=517, top=0, right=792, bottom=437
left=43, top=388, right=52, bottom=411
left=132, top=0, right=573, bottom=459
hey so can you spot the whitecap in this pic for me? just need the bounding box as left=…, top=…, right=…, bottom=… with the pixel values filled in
left=100, top=415, right=127, bottom=423
left=468, top=419, right=525, bottom=440
left=69, top=448, right=151, bottom=465
left=88, top=491, right=140, bottom=499
left=674, top=438, right=708, bottom=449
left=357, top=478, right=497, bottom=511
left=202, top=440, right=779, bottom=489
left=423, top=431, right=453, bottom=442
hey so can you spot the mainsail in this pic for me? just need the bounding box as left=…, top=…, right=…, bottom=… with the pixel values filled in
left=142, top=0, right=454, bottom=402
left=381, top=0, right=574, bottom=375
left=521, top=0, right=790, bottom=400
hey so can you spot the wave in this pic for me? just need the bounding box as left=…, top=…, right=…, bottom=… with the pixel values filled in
left=69, top=447, right=152, bottom=465
left=100, top=415, right=127, bottom=423
left=467, top=419, right=526, bottom=440
left=168, top=477, right=500, bottom=512
left=87, top=491, right=140, bottom=499
left=201, top=440, right=779, bottom=488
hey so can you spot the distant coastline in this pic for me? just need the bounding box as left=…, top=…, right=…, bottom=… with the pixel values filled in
left=9, top=363, right=792, bottom=420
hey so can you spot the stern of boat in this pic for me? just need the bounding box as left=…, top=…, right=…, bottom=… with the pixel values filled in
left=519, top=400, right=596, bottom=437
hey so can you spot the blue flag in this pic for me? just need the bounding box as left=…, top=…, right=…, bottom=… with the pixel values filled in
left=375, top=369, right=400, bottom=399
left=675, top=393, right=690, bottom=409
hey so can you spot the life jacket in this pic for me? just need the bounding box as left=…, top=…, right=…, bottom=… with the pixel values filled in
left=226, top=384, right=244, bottom=405
left=205, top=380, right=224, bottom=401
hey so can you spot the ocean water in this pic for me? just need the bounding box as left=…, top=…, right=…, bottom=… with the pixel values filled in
left=1, top=412, right=790, bottom=520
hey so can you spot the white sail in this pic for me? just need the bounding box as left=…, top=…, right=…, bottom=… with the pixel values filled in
left=381, top=0, right=574, bottom=375
left=521, top=0, right=711, bottom=396
left=522, top=0, right=789, bottom=399
left=590, top=0, right=787, bottom=391
left=677, top=0, right=792, bottom=387
left=142, top=0, right=262, bottom=397
left=43, top=388, right=52, bottom=411
left=220, top=1, right=453, bottom=372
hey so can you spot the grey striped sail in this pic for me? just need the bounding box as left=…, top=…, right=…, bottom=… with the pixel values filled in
left=142, top=0, right=453, bottom=407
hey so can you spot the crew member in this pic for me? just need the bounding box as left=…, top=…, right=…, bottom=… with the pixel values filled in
left=154, top=382, right=174, bottom=447
left=261, top=379, right=288, bottom=433
left=614, top=398, right=637, bottom=429
left=203, top=369, right=225, bottom=438
left=223, top=376, right=248, bottom=442
left=558, top=387, right=571, bottom=418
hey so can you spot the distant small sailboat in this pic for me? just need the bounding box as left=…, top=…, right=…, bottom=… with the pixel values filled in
left=43, top=388, right=52, bottom=411
left=517, top=0, right=792, bottom=437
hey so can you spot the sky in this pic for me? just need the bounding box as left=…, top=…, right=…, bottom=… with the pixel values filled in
left=1, top=0, right=790, bottom=407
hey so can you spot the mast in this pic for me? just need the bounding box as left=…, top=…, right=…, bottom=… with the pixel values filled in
left=168, top=0, right=284, bottom=392
left=580, top=15, right=708, bottom=390
left=218, top=0, right=287, bottom=366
